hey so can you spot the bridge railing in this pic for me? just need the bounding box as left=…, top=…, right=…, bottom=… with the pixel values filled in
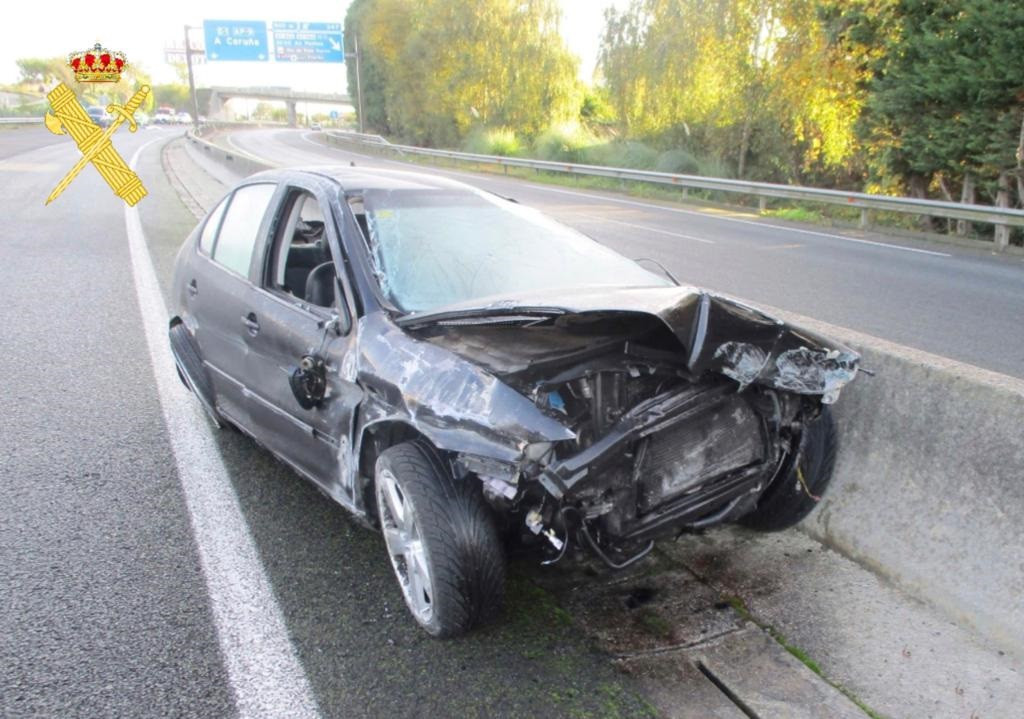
left=325, top=130, right=1024, bottom=245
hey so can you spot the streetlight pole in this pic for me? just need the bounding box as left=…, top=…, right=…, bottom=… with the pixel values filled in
left=345, top=35, right=365, bottom=133
left=183, top=25, right=202, bottom=130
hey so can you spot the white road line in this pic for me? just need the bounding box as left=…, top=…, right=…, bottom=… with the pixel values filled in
left=514, top=185, right=952, bottom=258
left=292, top=131, right=951, bottom=259
left=575, top=214, right=716, bottom=244
left=225, top=133, right=280, bottom=167
left=124, top=138, right=320, bottom=719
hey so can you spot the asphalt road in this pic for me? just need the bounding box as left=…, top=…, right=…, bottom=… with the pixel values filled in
left=0, top=129, right=655, bottom=717
left=224, top=128, right=1024, bottom=378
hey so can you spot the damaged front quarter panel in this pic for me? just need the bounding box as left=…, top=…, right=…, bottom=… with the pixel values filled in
left=354, top=285, right=858, bottom=570
left=667, top=291, right=860, bottom=404
left=353, top=313, right=575, bottom=464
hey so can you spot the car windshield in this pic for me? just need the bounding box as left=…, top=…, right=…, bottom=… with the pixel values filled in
left=359, top=188, right=669, bottom=314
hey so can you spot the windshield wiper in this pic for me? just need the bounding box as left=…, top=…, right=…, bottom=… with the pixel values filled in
left=397, top=305, right=566, bottom=329
left=633, top=257, right=681, bottom=286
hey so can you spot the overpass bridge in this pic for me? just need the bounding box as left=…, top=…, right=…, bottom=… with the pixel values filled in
left=207, top=86, right=352, bottom=126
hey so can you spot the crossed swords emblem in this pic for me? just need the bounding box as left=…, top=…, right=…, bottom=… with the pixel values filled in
left=44, top=82, right=150, bottom=206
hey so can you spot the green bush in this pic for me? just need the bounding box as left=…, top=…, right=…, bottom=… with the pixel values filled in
left=533, top=123, right=597, bottom=163
left=463, top=127, right=522, bottom=157
left=696, top=154, right=733, bottom=179
left=583, top=141, right=658, bottom=170
left=655, top=149, right=700, bottom=175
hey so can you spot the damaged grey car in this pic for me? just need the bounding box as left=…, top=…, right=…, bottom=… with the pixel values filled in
left=169, top=167, right=859, bottom=637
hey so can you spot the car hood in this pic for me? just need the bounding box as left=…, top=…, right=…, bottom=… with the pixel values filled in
left=400, top=285, right=860, bottom=403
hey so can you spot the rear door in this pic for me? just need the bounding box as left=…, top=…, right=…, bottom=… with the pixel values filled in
left=245, top=184, right=363, bottom=498
left=188, top=182, right=279, bottom=427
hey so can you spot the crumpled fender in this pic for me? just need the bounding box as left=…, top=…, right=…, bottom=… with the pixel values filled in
left=663, top=292, right=859, bottom=404
left=352, top=314, right=575, bottom=463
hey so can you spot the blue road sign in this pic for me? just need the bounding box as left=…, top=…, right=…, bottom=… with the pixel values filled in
left=272, top=22, right=344, bottom=63
left=330, top=110, right=339, bottom=119
left=204, top=20, right=269, bottom=62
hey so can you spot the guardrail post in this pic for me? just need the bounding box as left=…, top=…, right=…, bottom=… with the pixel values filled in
left=994, top=171, right=1011, bottom=249
left=758, top=196, right=767, bottom=213
left=994, top=223, right=1010, bottom=249
left=859, top=209, right=873, bottom=229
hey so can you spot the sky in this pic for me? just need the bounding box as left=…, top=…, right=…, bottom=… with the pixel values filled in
left=0, top=0, right=629, bottom=93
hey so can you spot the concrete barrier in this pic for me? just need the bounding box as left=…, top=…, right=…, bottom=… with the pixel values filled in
left=770, top=308, right=1024, bottom=658
left=182, top=132, right=1024, bottom=657
left=185, top=130, right=275, bottom=176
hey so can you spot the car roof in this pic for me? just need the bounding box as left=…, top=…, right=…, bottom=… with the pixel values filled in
left=252, top=166, right=475, bottom=194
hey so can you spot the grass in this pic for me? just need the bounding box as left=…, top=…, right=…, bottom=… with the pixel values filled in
left=765, top=206, right=826, bottom=224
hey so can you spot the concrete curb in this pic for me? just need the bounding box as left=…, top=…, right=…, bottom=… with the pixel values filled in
left=186, top=129, right=1024, bottom=658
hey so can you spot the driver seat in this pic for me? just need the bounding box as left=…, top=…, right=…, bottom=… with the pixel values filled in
left=304, top=261, right=336, bottom=308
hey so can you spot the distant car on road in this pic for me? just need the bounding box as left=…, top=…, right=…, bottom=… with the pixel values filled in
left=153, top=108, right=175, bottom=125
left=310, top=122, right=323, bottom=131
left=176, top=111, right=192, bottom=125
left=169, top=167, right=857, bottom=637
left=86, top=105, right=110, bottom=128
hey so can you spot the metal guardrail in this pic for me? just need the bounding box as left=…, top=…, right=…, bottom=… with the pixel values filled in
left=326, top=130, right=1024, bottom=234
left=0, top=117, right=44, bottom=125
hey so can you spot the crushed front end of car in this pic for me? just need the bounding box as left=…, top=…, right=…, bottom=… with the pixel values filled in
left=402, top=287, right=859, bottom=568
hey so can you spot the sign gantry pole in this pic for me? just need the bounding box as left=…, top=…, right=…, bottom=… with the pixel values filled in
left=184, top=25, right=201, bottom=129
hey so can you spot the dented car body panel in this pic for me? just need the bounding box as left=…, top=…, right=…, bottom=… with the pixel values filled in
left=169, top=166, right=858, bottom=567
left=399, top=285, right=859, bottom=403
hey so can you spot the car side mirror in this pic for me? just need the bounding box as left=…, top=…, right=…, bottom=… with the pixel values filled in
left=323, top=280, right=352, bottom=336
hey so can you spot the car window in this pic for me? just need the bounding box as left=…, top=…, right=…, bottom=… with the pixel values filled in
left=198, top=197, right=228, bottom=255
left=265, top=189, right=334, bottom=307
left=299, top=195, right=324, bottom=223
left=211, top=183, right=277, bottom=278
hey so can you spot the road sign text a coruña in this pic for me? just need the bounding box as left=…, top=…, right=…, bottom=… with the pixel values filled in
left=203, top=20, right=268, bottom=61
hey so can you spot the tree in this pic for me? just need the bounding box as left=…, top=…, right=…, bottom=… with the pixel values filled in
left=16, top=57, right=74, bottom=88
left=598, top=0, right=867, bottom=182
left=13, top=56, right=154, bottom=113
left=152, top=84, right=191, bottom=112
left=345, top=0, right=580, bottom=146
left=855, top=0, right=1024, bottom=214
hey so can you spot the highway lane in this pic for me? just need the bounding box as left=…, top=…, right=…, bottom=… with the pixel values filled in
left=226, top=128, right=1024, bottom=378
left=0, top=128, right=236, bottom=717
left=0, top=131, right=655, bottom=717
left=0, top=126, right=64, bottom=160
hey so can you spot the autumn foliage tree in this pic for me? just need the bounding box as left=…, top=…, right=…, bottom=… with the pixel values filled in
left=345, top=0, right=580, bottom=147
left=598, top=0, right=868, bottom=183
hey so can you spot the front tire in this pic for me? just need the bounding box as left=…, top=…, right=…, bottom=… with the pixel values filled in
left=740, top=407, right=838, bottom=531
left=375, top=441, right=505, bottom=637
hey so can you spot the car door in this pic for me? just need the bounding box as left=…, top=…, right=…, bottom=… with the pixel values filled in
left=244, top=184, right=363, bottom=501
left=187, top=182, right=279, bottom=427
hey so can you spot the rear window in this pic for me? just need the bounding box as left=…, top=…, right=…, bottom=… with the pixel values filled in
left=211, top=184, right=277, bottom=277
left=198, top=198, right=228, bottom=255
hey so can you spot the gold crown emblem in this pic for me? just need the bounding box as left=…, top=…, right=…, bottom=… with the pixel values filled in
left=67, top=43, right=127, bottom=83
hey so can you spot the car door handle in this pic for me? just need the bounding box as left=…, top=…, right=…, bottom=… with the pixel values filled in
left=187, top=279, right=198, bottom=297
left=242, top=313, right=260, bottom=336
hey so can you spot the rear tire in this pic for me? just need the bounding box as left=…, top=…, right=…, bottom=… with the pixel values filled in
left=740, top=407, right=838, bottom=531
left=375, top=441, right=505, bottom=637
